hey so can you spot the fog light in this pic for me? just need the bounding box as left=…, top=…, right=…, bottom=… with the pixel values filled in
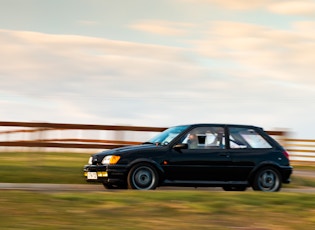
left=97, top=172, right=108, bottom=177
left=84, top=172, right=88, bottom=177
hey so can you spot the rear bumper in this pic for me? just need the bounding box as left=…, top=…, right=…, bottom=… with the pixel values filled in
left=281, top=166, right=293, bottom=184
left=83, top=164, right=127, bottom=184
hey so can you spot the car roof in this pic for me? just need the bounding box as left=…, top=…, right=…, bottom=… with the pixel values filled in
left=180, top=124, right=263, bottom=129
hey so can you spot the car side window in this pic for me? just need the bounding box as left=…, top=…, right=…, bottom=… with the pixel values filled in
left=229, top=128, right=272, bottom=149
left=181, top=126, right=225, bottom=149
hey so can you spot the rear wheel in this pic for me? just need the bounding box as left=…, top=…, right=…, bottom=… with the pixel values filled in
left=252, top=167, right=282, bottom=192
left=127, top=163, right=159, bottom=190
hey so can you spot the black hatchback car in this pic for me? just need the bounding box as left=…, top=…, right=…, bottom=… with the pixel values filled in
left=83, top=124, right=292, bottom=191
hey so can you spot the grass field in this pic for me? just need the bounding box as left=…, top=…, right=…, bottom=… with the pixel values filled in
left=0, top=151, right=89, bottom=184
left=0, top=151, right=315, bottom=229
left=0, top=190, right=315, bottom=229
left=0, top=151, right=314, bottom=187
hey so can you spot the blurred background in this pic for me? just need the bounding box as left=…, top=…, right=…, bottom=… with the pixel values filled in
left=0, top=1, right=314, bottom=143
left=1, top=3, right=315, bottom=229
left=0, top=121, right=314, bottom=163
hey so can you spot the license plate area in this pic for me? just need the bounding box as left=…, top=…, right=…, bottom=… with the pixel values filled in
left=87, top=172, right=97, bottom=180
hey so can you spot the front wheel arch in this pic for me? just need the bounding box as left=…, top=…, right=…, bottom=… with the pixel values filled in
left=127, top=162, right=160, bottom=190
left=126, top=159, right=165, bottom=182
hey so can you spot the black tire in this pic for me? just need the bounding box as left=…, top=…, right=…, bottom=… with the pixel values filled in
left=252, top=167, right=282, bottom=192
left=222, top=185, right=247, bottom=191
left=127, top=163, right=159, bottom=190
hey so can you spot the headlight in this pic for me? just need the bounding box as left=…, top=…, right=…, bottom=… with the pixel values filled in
left=88, top=157, right=93, bottom=164
left=102, top=155, right=121, bottom=165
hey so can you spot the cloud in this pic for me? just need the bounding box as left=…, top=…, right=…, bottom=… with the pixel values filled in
left=78, top=20, right=99, bottom=26
left=0, top=29, right=211, bottom=125
left=193, top=21, right=315, bottom=86
left=0, top=29, right=191, bottom=87
left=268, top=1, right=315, bottom=15
left=129, top=20, right=194, bottom=36
left=0, top=26, right=314, bottom=134
left=178, top=0, right=274, bottom=10
left=179, top=0, right=315, bottom=15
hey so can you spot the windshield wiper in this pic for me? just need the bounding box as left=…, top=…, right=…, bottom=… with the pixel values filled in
left=142, top=142, right=161, bottom=146
left=142, top=142, right=154, bottom=145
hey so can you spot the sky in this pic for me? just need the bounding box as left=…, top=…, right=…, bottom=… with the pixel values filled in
left=0, top=0, right=315, bottom=138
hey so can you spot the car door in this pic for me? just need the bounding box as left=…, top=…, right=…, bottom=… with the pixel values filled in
left=164, top=125, right=233, bottom=182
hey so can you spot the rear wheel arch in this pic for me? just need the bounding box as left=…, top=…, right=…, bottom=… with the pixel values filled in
left=250, top=165, right=282, bottom=192
left=249, top=163, right=282, bottom=183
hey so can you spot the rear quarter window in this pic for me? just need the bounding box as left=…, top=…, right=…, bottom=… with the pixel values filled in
left=229, top=128, right=272, bottom=149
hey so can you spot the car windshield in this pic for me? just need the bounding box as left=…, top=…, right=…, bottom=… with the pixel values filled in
left=147, top=125, right=189, bottom=146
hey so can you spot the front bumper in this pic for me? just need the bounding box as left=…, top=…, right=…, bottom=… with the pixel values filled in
left=83, top=164, right=128, bottom=184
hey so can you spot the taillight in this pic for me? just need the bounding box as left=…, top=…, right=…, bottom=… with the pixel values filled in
left=282, top=150, right=289, bottom=160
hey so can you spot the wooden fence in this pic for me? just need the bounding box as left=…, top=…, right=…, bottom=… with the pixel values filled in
left=285, top=138, right=315, bottom=163
left=0, top=121, right=165, bottom=150
left=0, top=121, right=314, bottom=163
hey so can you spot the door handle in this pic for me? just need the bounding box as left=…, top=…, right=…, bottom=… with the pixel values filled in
left=219, top=153, right=230, bottom=158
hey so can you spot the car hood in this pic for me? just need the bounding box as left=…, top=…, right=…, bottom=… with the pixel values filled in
left=92, top=144, right=161, bottom=160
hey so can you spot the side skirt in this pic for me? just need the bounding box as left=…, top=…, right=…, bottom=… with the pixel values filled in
left=162, top=180, right=249, bottom=187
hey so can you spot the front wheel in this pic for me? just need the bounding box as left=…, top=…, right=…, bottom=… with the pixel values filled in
left=127, top=163, right=159, bottom=190
left=252, top=167, right=282, bottom=192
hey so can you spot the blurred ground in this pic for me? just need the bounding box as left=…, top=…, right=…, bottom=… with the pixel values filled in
left=0, top=170, right=313, bottom=192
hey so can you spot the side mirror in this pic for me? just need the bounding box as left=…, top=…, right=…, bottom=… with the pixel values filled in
left=173, top=143, right=188, bottom=150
